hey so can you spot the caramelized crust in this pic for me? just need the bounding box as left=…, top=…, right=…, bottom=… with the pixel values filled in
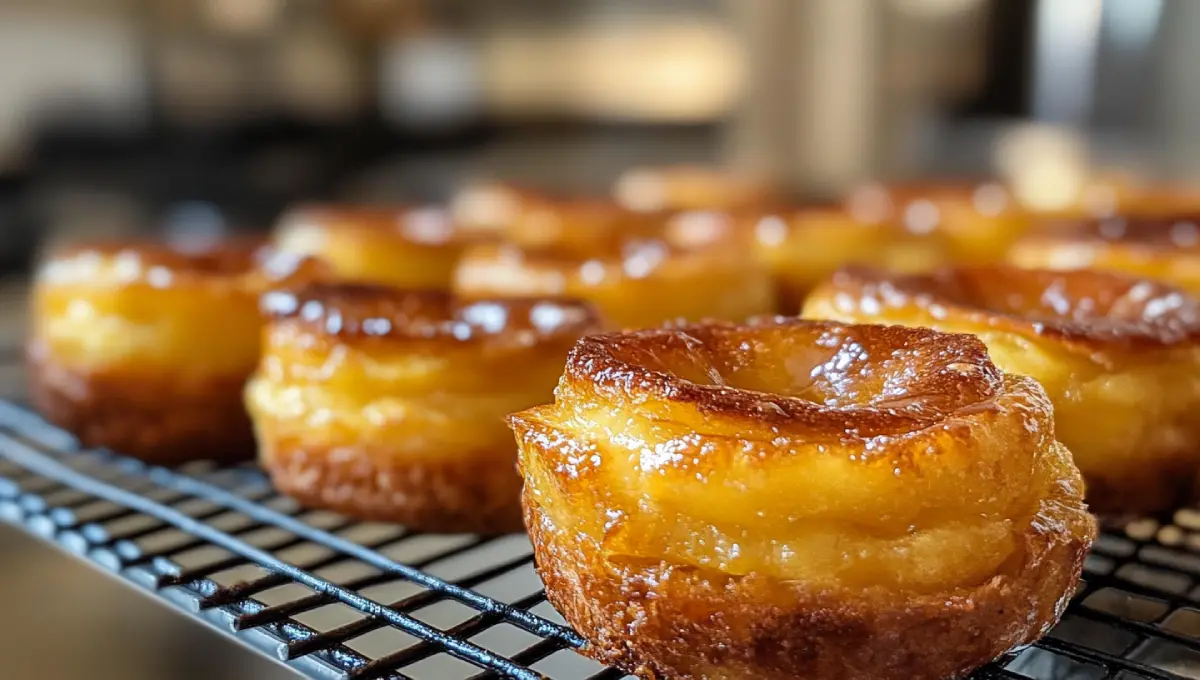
left=274, top=204, right=470, bottom=288
left=1038, top=176, right=1200, bottom=219
left=28, top=239, right=320, bottom=462
left=503, top=193, right=667, bottom=250
left=526, top=484, right=1089, bottom=680
left=1114, top=184, right=1200, bottom=217
left=805, top=265, right=1200, bottom=514
left=613, top=165, right=777, bottom=212
left=248, top=283, right=600, bottom=534
left=454, top=211, right=776, bottom=329
left=1009, top=216, right=1200, bottom=295
left=27, top=341, right=255, bottom=464
left=451, top=182, right=665, bottom=245
left=511, top=319, right=1094, bottom=679
left=746, top=204, right=951, bottom=312
left=450, top=181, right=527, bottom=236
left=846, top=181, right=1030, bottom=263
left=267, top=442, right=527, bottom=534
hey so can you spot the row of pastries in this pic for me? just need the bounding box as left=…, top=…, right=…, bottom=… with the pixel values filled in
left=26, top=165, right=1200, bottom=679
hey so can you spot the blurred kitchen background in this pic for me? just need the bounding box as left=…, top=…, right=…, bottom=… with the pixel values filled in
left=0, top=0, right=1196, bottom=677
left=2, top=0, right=1199, bottom=272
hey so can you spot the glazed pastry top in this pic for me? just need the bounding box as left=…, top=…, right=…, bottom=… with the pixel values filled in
left=457, top=210, right=754, bottom=288
left=814, top=265, right=1200, bottom=353
left=37, top=238, right=315, bottom=290
left=32, top=239, right=322, bottom=373
left=512, top=318, right=1086, bottom=592
left=277, top=205, right=463, bottom=247
left=261, top=282, right=600, bottom=346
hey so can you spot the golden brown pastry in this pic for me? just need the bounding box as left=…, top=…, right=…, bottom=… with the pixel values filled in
left=1009, top=215, right=1200, bottom=295
left=511, top=318, right=1094, bottom=680
left=845, top=180, right=1030, bottom=263
left=454, top=211, right=775, bottom=329
left=27, top=239, right=321, bottom=464
left=274, top=204, right=470, bottom=288
left=450, top=181, right=527, bottom=237
left=246, top=283, right=600, bottom=534
left=805, top=265, right=1200, bottom=514
left=503, top=192, right=667, bottom=250
left=1111, top=183, right=1200, bottom=217
left=453, top=182, right=666, bottom=247
left=1046, top=175, right=1200, bottom=219
left=613, top=164, right=777, bottom=212
left=747, top=204, right=951, bottom=312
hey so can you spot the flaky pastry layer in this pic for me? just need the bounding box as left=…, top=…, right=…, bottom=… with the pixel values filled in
left=454, top=212, right=776, bottom=329
left=846, top=181, right=1030, bottom=263
left=248, top=283, right=600, bottom=533
left=275, top=205, right=470, bottom=289
left=27, top=341, right=256, bottom=464
left=31, top=239, right=317, bottom=373
left=805, top=265, right=1200, bottom=514
left=613, top=165, right=777, bottom=212
left=28, top=239, right=320, bottom=461
left=747, top=205, right=950, bottom=312
left=1009, top=216, right=1200, bottom=295
left=510, top=319, right=1094, bottom=679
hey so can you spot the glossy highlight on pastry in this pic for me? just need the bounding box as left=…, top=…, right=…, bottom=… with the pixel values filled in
left=613, top=164, right=777, bottom=212
left=846, top=180, right=1029, bottom=263
left=503, top=191, right=667, bottom=250
left=246, top=282, right=601, bottom=534
left=1009, top=215, right=1200, bottom=294
left=1033, top=175, right=1200, bottom=220
left=274, top=204, right=470, bottom=289
left=805, top=265, right=1200, bottom=514
left=747, top=204, right=950, bottom=312
left=510, top=318, right=1094, bottom=680
left=27, top=239, right=321, bottom=463
left=454, top=210, right=776, bottom=329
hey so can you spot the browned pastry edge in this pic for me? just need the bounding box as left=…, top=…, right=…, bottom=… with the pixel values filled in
left=260, top=282, right=602, bottom=345
left=613, top=165, right=779, bottom=211
left=560, top=319, right=1004, bottom=437
left=48, top=236, right=265, bottom=274
left=845, top=179, right=1021, bottom=220
left=261, top=440, right=525, bottom=535
left=1024, top=214, right=1200, bottom=248
left=820, top=265, right=1200, bottom=352
left=26, top=342, right=255, bottom=464
left=525, top=490, right=1092, bottom=680
left=279, top=203, right=463, bottom=243
left=41, top=237, right=326, bottom=295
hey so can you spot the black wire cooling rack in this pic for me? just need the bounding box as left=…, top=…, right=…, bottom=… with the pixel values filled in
left=1, top=336, right=1200, bottom=677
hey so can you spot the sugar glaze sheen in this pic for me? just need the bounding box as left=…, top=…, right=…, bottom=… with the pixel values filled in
left=806, top=264, right=1200, bottom=515
left=247, top=282, right=602, bottom=535
left=27, top=237, right=324, bottom=465
left=510, top=317, right=1095, bottom=680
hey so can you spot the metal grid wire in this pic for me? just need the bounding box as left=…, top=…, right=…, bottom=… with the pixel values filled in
left=0, top=341, right=1199, bottom=676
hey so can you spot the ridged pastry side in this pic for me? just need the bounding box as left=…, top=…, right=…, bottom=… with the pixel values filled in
left=248, top=283, right=600, bottom=534
left=613, top=165, right=777, bottom=212
left=805, top=265, right=1200, bottom=514
left=28, top=240, right=319, bottom=462
left=846, top=181, right=1030, bottom=263
left=275, top=205, right=469, bottom=289
left=1009, top=216, right=1200, bottom=295
left=746, top=205, right=950, bottom=312
left=510, top=319, right=1095, bottom=679
left=454, top=212, right=776, bottom=329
